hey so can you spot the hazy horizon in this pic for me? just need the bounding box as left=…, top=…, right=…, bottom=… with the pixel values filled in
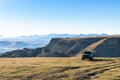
left=0, top=0, right=120, bottom=37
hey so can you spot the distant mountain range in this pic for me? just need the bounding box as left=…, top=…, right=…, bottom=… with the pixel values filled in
left=0, top=33, right=108, bottom=53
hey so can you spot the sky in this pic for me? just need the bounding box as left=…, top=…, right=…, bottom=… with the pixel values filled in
left=0, top=0, right=120, bottom=37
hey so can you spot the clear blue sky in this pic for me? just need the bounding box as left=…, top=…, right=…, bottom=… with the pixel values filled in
left=0, top=0, right=120, bottom=37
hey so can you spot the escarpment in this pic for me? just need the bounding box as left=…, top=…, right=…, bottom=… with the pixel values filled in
left=0, top=36, right=120, bottom=57
left=94, top=37, right=120, bottom=57
left=38, top=37, right=105, bottom=57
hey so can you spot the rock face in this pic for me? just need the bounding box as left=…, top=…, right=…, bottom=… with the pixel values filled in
left=94, top=37, right=120, bottom=57
left=38, top=37, right=104, bottom=57
left=0, top=36, right=120, bottom=57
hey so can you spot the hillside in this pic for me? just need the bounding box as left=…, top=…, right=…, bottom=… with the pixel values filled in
left=0, top=57, right=120, bottom=80
left=0, top=37, right=105, bottom=57
left=0, top=34, right=107, bottom=53
left=85, top=38, right=108, bottom=50
left=94, top=37, right=120, bottom=57
left=0, top=36, right=120, bottom=57
left=38, top=37, right=105, bottom=57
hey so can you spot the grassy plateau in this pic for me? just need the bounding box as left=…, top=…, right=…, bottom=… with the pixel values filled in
left=0, top=57, right=120, bottom=80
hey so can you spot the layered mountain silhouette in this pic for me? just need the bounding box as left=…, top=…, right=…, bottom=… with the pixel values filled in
left=0, top=34, right=107, bottom=53
left=0, top=36, right=120, bottom=57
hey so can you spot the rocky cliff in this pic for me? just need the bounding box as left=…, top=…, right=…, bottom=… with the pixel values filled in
left=94, top=37, right=120, bottom=57
left=38, top=37, right=105, bottom=57
left=0, top=36, right=120, bottom=57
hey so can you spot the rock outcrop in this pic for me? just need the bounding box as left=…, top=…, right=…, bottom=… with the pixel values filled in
left=94, top=37, right=120, bottom=57
left=38, top=37, right=105, bottom=57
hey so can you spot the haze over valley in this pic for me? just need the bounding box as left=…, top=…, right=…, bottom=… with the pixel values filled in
left=0, top=33, right=107, bottom=53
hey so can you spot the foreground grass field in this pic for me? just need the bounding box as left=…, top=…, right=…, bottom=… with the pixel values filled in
left=0, top=57, right=120, bottom=80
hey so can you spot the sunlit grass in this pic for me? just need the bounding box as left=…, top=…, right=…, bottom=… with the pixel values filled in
left=0, top=57, right=119, bottom=80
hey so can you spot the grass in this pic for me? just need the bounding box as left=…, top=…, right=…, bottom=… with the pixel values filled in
left=85, top=38, right=107, bottom=50
left=0, top=57, right=120, bottom=80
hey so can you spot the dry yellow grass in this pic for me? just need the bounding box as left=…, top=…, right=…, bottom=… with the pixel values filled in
left=65, top=36, right=107, bottom=41
left=0, top=57, right=120, bottom=80
left=85, top=38, right=108, bottom=50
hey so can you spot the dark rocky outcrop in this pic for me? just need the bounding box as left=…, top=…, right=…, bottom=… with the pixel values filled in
left=0, top=36, right=120, bottom=57
left=0, top=48, right=43, bottom=57
left=94, top=37, right=120, bottom=57
left=39, top=37, right=105, bottom=57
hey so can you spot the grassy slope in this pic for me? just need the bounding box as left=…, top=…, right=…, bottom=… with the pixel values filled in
left=85, top=38, right=107, bottom=50
left=0, top=57, right=120, bottom=80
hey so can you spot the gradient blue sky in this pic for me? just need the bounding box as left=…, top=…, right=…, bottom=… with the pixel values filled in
left=0, top=0, right=120, bottom=37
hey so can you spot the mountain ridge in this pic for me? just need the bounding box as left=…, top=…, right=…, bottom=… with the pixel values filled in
left=1, top=36, right=120, bottom=57
left=0, top=33, right=108, bottom=53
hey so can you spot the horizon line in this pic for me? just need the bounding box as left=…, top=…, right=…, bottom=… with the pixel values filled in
left=0, top=33, right=116, bottom=38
